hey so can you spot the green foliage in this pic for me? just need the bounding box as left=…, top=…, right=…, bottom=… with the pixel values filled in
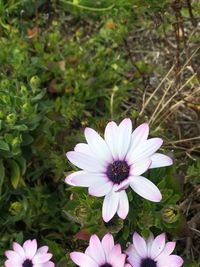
left=0, top=0, right=199, bottom=266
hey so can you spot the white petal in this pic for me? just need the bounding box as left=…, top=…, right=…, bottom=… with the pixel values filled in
left=89, top=181, right=113, bottom=197
left=150, top=153, right=173, bottom=169
left=158, top=255, right=183, bottom=267
left=130, top=158, right=152, bottom=176
left=147, top=233, right=154, bottom=257
left=70, top=252, right=98, bottom=267
left=150, top=233, right=166, bottom=259
left=74, top=143, right=93, bottom=156
left=85, top=127, right=113, bottom=162
left=117, top=118, right=132, bottom=160
left=126, top=123, right=149, bottom=159
left=102, top=234, right=114, bottom=260
left=156, top=242, right=176, bottom=260
left=130, top=176, right=162, bottom=202
left=126, top=250, right=141, bottom=267
left=33, top=253, right=52, bottom=264
left=102, top=190, right=119, bottom=222
left=113, top=178, right=130, bottom=192
left=117, top=191, right=129, bottom=219
left=23, top=239, right=37, bottom=259
left=132, top=232, right=147, bottom=258
left=66, top=151, right=106, bottom=172
left=85, top=235, right=105, bottom=265
left=65, top=171, right=108, bottom=187
left=13, top=242, right=25, bottom=258
left=104, top=121, right=119, bottom=159
left=127, top=138, right=163, bottom=164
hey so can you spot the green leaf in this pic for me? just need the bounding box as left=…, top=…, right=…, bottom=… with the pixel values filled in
left=0, top=159, right=5, bottom=196
left=0, top=140, right=9, bottom=151
left=10, top=160, right=21, bottom=189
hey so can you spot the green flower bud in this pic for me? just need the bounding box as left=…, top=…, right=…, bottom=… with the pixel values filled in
left=9, top=201, right=22, bottom=215
left=12, top=136, right=21, bottom=147
left=30, top=76, right=41, bottom=88
left=20, top=84, right=28, bottom=95
left=162, top=205, right=179, bottom=223
left=6, top=113, right=17, bottom=125
left=0, top=79, right=10, bottom=88
left=0, top=110, right=4, bottom=119
left=75, top=205, right=88, bottom=223
left=22, top=103, right=31, bottom=113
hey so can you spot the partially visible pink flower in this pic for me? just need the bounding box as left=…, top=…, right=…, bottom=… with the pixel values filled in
left=5, top=239, right=54, bottom=267
left=70, top=233, right=128, bottom=267
left=65, top=118, right=172, bottom=222
left=126, top=232, right=183, bottom=267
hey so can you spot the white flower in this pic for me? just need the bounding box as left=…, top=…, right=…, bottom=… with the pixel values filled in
left=65, top=119, right=172, bottom=222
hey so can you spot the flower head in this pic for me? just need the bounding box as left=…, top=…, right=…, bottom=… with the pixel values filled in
left=5, top=239, right=54, bottom=267
left=65, top=119, right=172, bottom=222
left=126, top=232, right=183, bottom=267
left=70, top=233, right=129, bottom=267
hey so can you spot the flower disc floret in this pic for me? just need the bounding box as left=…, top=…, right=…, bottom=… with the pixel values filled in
left=106, top=160, right=130, bottom=184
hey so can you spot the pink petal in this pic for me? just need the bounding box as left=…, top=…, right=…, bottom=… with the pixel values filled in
left=70, top=252, right=98, bottom=267
left=158, top=255, right=183, bottom=267
left=23, top=239, right=37, bottom=259
left=147, top=233, right=154, bottom=257
left=126, top=250, right=141, bottom=267
left=127, top=138, right=163, bottom=164
left=130, top=158, right=152, bottom=176
left=85, top=235, right=105, bottom=265
left=104, top=121, right=119, bottom=160
left=130, top=176, right=162, bottom=202
left=66, top=171, right=108, bottom=187
left=132, top=232, right=147, bottom=258
left=108, top=244, right=126, bottom=267
left=113, top=179, right=130, bottom=192
left=117, top=190, right=129, bottom=219
left=33, top=253, right=52, bottom=264
left=89, top=181, right=113, bottom=197
left=150, top=233, right=166, bottom=258
left=102, top=234, right=115, bottom=259
left=85, top=127, right=113, bottom=162
left=156, top=242, right=176, bottom=260
left=117, top=118, right=132, bottom=160
left=102, top=190, right=119, bottom=222
left=13, top=242, right=25, bottom=258
left=150, top=153, right=173, bottom=169
left=5, top=251, right=22, bottom=263
left=42, top=262, right=55, bottom=267
left=66, top=151, right=106, bottom=172
left=4, top=259, right=21, bottom=267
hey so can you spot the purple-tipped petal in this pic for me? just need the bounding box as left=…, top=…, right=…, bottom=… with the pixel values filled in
left=89, top=181, right=113, bottom=197
left=132, top=232, right=147, bottom=258
left=117, top=190, right=129, bottom=220
left=130, top=176, right=162, bottom=202
left=104, top=121, right=119, bottom=159
left=70, top=252, right=98, bottom=267
left=117, top=118, right=132, bottom=160
left=85, top=127, right=113, bottom=162
left=150, top=153, right=173, bottom=169
left=66, top=151, right=106, bottom=172
left=102, top=191, right=119, bottom=222
left=66, top=171, right=108, bottom=187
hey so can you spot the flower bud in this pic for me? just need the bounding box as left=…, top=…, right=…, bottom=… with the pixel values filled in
left=9, top=202, right=22, bottom=215
left=6, top=113, right=17, bottom=125
left=30, top=76, right=41, bottom=88
left=162, top=205, right=179, bottom=223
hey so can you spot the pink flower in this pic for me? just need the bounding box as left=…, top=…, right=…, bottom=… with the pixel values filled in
left=65, top=119, right=172, bottom=222
left=126, top=232, right=183, bottom=267
left=70, top=233, right=128, bottom=267
left=5, top=239, right=54, bottom=267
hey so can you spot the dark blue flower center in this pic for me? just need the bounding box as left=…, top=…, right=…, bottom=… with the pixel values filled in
left=141, top=258, right=157, bottom=267
left=22, top=259, right=33, bottom=267
left=106, top=160, right=130, bottom=184
left=100, top=264, right=112, bottom=267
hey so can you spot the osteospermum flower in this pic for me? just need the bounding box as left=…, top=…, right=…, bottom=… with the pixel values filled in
left=65, top=119, right=172, bottom=222
left=70, top=233, right=131, bottom=267
left=126, top=232, right=183, bottom=267
left=5, top=239, right=54, bottom=267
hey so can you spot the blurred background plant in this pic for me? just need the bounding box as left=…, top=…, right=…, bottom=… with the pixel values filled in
left=0, top=0, right=200, bottom=266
